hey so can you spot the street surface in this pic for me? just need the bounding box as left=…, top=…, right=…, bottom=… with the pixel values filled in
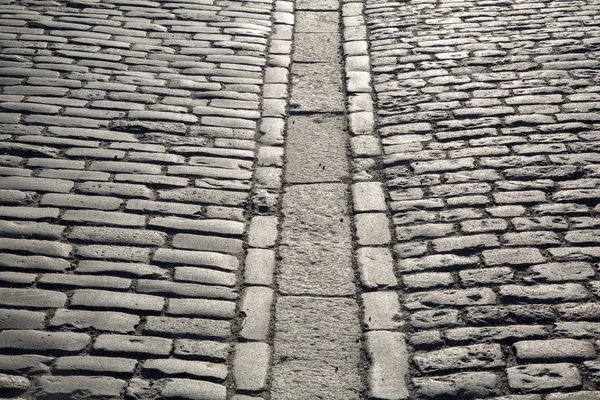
left=0, top=0, right=599, bottom=399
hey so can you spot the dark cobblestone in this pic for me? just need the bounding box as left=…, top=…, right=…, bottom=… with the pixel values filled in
left=414, top=343, right=504, bottom=373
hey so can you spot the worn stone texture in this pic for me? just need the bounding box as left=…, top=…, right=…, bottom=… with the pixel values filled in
left=294, top=33, right=340, bottom=63
left=365, top=331, right=410, bottom=399
left=272, top=296, right=362, bottom=399
left=4, top=0, right=600, bottom=398
left=290, top=63, right=345, bottom=112
left=285, top=115, right=349, bottom=184
left=279, top=183, right=354, bottom=295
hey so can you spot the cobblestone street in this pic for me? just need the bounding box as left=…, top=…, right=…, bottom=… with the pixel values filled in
left=0, top=0, right=600, bottom=398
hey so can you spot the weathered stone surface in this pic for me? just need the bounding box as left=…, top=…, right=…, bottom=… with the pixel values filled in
left=514, top=339, right=596, bottom=362
left=362, top=291, right=402, bottom=330
left=143, top=359, right=227, bottom=381
left=36, top=376, right=126, bottom=399
left=507, top=364, right=582, bottom=392
left=355, top=213, right=391, bottom=245
left=414, top=372, right=501, bottom=399
left=0, top=355, right=52, bottom=375
left=144, top=317, right=230, bottom=340
left=290, top=63, right=345, bottom=112
left=174, top=340, right=229, bottom=361
left=55, top=356, right=136, bottom=375
left=93, top=334, right=172, bottom=357
left=413, top=344, right=504, bottom=373
left=238, top=287, right=274, bottom=341
left=0, top=309, right=46, bottom=330
left=272, top=296, right=362, bottom=399
left=233, top=342, right=271, bottom=392
left=357, top=247, right=397, bottom=289
left=0, top=331, right=90, bottom=354
left=365, top=331, right=410, bottom=400
left=159, top=379, right=226, bottom=400
left=294, top=33, right=339, bottom=63
left=279, top=184, right=354, bottom=295
left=285, top=115, right=348, bottom=183
left=445, top=325, right=549, bottom=345
left=405, top=288, right=497, bottom=310
left=0, top=373, right=29, bottom=393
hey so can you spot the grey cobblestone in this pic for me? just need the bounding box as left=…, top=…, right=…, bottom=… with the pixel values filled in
left=2, top=0, right=600, bottom=397
left=414, top=343, right=504, bottom=373
left=93, top=334, right=172, bottom=357
left=54, top=356, right=137, bottom=375
left=507, top=364, right=582, bottom=392
left=71, top=289, right=164, bottom=314
left=49, top=309, right=139, bottom=334
left=413, top=372, right=501, bottom=399
left=36, top=376, right=126, bottom=400
left=233, top=342, right=271, bottom=392
left=145, top=317, right=230, bottom=340
left=0, top=331, right=90, bottom=354
left=368, top=0, right=600, bottom=378
left=75, top=244, right=150, bottom=262
left=142, top=358, right=227, bottom=381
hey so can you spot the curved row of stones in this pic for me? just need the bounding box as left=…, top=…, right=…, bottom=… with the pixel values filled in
left=358, top=0, right=600, bottom=399
left=0, top=0, right=290, bottom=398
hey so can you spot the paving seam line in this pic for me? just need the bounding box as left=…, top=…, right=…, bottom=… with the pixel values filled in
left=231, top=0, right=295, bottom=398
left=340, top=1, right=411, bottom=399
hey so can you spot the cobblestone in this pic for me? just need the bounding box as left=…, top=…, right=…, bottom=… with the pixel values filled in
left=507, top=364, right=582, bottom=392
left=143, top=358, right=227, bottom=381
left=48, top=309, right=139, bottom=334
left=413, top=372, right=501, bottom=399
left=93, top=334, right=172, bottom=357
left=0, top=288, right=66, bottom=308
left=233, top=342, right=271, bottom=392
left=2, top=0, right=600, bottom=397
left=54, top=356, right=137, bottom=375
left=414, top=343, right=504, bottom=374
left=514, top=339, right=596, bottom=363
left=36, top=376, right=126, bottom=399
left=70, top=289, right=164, bottom=314
left=0, top=331, right=90, bottom=354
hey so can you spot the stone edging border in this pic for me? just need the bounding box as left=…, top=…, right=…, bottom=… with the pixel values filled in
left=341, top=1, right=412, bottom=399
left=231, top=1, right=295, bottom=398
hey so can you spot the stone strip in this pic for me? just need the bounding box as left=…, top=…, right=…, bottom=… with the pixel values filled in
left=269, top=0, right=363, bottom=398
left=341, top=1, right=410, bottom=399
left=232, top=0, right=294, bottom=398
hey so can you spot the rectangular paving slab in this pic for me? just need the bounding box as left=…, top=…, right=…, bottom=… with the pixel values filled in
left=285, top=115, right=349, bottom=183
left=290, top=63, right=345, bottom=113
left=278, top=183, right=354, bottom=296
left=272, top=296, right=362, bottom=400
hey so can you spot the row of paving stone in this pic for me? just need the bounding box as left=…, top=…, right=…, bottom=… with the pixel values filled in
left=0, top=0, right=289, bottom=398
left=353, top=0, right=600, bottom=399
